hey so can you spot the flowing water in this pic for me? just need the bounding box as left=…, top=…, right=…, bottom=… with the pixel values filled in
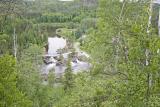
left=48, top=37, right=67, bottom=55
left=42, top=37, right=91, bottom=77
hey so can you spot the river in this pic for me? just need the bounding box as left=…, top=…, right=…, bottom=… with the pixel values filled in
left=41, top=36, right=91, bottom=78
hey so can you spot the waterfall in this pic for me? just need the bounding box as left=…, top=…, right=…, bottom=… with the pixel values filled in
left=48, top=37, right=66, bottom=55
left=42, top=36, right=91, bottom=77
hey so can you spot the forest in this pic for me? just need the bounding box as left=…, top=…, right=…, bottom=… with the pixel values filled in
left=1, top=0, right=160, bottom=107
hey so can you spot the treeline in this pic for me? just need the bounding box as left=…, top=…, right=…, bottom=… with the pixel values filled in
left=0, top=0, right=97, bottom=55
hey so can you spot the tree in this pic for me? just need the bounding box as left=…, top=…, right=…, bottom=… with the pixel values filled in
left=16, top=44, right=43, bottom=105
left=83, top=0, right=160, bottom=106
left=0, top=0, right=24, bottom=16
left=63, top=59, right=74, bottom=91
left=48, top=69, right=55, bottom=87
left=0, top=34, right=11, bottom=54
left=0, top=55, right=32, bottom=107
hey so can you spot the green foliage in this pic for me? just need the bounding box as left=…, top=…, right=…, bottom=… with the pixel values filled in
left=48, top=70, right=55, bottom=88
left=56, top=28, right=76, bottom=41
left=0, top=34, right=12, bottom=54
left=17, top=45, right=56, bottom=107
left=2, top=0, right=160, bottom=107
left=82, top=0, right=160, bottom=106
left=63, top=59, right=74, bottom=91
left=0, top=55, right=32, bottom=107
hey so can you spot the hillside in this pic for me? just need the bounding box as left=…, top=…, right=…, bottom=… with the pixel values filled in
left=1, top=0, right=160, bottom=107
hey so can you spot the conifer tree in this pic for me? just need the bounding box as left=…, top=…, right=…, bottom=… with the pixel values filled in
left=63, top=59, right=74, bottom=91
left=48, top=69, right=55, bottom=87
left=0, top=55, right=32, bottom=107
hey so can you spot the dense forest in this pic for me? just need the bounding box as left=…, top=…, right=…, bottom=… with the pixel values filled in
left=1, top=0, right=160, bottom=107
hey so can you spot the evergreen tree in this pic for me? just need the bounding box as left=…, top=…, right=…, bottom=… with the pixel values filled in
left=0, top=55, right=32, bottom=107
left=48, top=69, right=55, bottom=87
left=63, top=59, right=74, bottom=91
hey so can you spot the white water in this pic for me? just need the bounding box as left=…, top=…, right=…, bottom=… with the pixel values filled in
left=42, top=37, right=91, bottom=77
left=48, top=37, right=66, bottom=55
